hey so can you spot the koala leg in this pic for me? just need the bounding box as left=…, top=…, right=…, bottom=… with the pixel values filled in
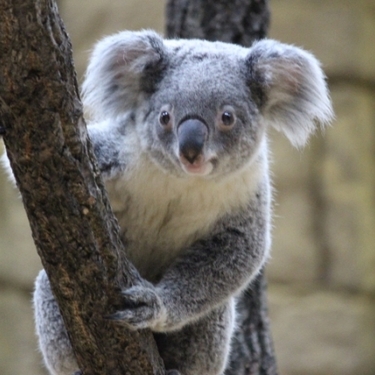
left=33, top=269, right=79, bottom=375
left=154, top=299, right=236, bottom=375
left=34, top=269, right=235, bottom=375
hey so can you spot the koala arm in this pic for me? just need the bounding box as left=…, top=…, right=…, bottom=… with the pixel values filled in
left=112, top=179, right=270, bottom=332
left=157, top=187, right=270, bottom=330
left=87, top=117, right=131, bottom=180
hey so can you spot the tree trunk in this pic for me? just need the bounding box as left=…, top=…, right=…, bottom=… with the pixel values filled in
left=166, top=2, right=278, bottom=374
left=0, top=1, right=164, bottom=374
left=166, top=0, right=270, bottom=47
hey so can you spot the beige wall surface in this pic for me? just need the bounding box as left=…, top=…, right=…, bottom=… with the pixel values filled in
left=0, top=1, right=374, bottom=374
left=268, top=1, right=375, bottom=374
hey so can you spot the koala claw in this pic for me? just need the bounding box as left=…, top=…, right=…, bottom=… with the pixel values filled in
left=108, top=285, right=166, bottom=330
left=166, top=370, right=181, bottom=375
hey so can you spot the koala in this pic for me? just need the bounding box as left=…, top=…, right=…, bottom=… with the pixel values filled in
left=27, top=30, right=333, bottom=375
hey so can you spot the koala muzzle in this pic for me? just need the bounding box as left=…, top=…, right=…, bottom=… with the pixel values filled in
left=177, top=119, right=208, bottom=164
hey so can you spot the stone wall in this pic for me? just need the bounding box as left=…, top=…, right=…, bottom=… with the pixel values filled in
left=0, top=1, right=374, bottom=374
left=268, top=1, right=375, bottom=374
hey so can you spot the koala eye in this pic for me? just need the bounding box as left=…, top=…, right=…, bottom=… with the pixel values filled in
left=218, top=109, right=236, bottom=130
left=222, top=111, right=234, bottom=126
left=159, top=111, right=171, bottom=128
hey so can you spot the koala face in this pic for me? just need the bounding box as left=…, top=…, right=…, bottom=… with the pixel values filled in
left=140, top=42, right=265, bottom=178
left=82, top=31, right=333, bottom=179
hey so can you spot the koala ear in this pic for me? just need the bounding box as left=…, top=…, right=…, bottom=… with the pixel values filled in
left=82, top=30, right=168, bottom=120
left=245, top=39, right=334, bottom=147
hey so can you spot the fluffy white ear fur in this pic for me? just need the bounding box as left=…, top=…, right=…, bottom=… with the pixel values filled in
left=82, top=30, right=166, bottom=121
left=246, top=39, right=334, bottom=147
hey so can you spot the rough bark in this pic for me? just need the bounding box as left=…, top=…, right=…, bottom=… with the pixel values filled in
left=166, top=0, right=270, bottom=47
left=166, top=2, right=278, bottom=375
left=0, top=1, right=164, bottom=374
left=227, top=272, right=278, bottom=375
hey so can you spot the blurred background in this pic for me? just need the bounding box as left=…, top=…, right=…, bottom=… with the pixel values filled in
left=0, top=0, right=374, bottom=374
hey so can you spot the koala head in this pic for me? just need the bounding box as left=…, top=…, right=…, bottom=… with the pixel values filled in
left=82, top=30, right=333, bottom=178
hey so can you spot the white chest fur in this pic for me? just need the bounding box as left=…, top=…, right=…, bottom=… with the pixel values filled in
left=105, top=154, right=265, bottom=280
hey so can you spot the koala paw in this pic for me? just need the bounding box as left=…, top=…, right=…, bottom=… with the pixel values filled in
left=108, top=284, right=167, bottom=331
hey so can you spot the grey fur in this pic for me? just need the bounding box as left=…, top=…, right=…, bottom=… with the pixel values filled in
left=31, top=30, right=333, bottom=375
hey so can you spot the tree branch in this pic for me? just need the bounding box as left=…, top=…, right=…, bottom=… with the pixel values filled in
left=0, top=1, right=164, bottom=374
left=166, top=1, right=278, bottom=374
left=166, top=0, right=270, bottom=47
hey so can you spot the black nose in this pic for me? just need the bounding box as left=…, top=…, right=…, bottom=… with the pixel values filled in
left=177, top=119, right=208, bottom=164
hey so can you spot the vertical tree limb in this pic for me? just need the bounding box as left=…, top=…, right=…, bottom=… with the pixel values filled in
left=166, top=0, right=270, bottom=45
left=0, top=0, right=164, bottom=374
left=166, top=2, right=278, bottom=374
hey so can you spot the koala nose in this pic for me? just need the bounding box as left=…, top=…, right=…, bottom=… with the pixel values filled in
left=177, top=119, right=208, bottom=164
